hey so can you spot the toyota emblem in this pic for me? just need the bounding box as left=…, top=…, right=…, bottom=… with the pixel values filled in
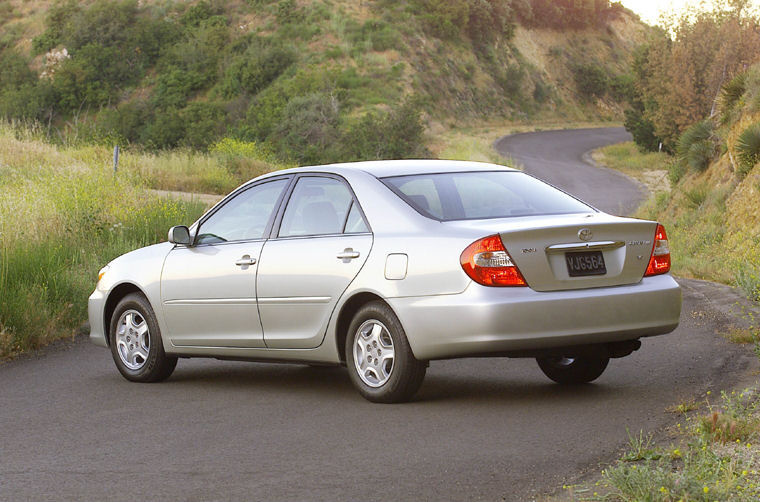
left=578, top=228, right=593, bottom=241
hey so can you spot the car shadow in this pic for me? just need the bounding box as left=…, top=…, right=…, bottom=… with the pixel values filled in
left=160, top=360, right=617, bottom=405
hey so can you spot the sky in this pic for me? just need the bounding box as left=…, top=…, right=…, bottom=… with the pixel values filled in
left=619, top=0, right=760, bottom=25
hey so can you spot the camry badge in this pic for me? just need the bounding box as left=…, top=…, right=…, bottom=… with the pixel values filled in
left=578, top=228, right=593, bottom=241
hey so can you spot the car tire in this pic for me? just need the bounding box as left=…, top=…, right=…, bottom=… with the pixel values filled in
left=536, top=355, right=609, bottom=384
left=345, top=301, right=426, bottom=403
left=109, top=293, right=177, bottom=383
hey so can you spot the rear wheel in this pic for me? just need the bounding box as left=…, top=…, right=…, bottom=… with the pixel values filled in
left=345, top=301, right=426, bottom=403
left=109, top=293, right=177, bottom=383
left=536, top=355, right=609, bottom=384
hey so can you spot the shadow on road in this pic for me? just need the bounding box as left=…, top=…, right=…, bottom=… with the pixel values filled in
left=149, top=360, right=616, bottom=406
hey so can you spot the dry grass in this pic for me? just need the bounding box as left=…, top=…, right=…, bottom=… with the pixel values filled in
left=0, top=122, right=217, bottom=357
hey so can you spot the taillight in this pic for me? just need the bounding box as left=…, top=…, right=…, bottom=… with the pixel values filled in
left=644, top=224, right=670, bottom=276
left=460, top=235, right=527, bottom=287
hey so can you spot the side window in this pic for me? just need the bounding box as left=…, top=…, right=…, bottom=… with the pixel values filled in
left=196, top=179, right=288, bottom=245
left=344, top=202, right=369, bottom=233
left=279, top=177, right=354, bottom=237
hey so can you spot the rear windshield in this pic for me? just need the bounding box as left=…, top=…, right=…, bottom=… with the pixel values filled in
left=381, top=171, right=593, bottom=221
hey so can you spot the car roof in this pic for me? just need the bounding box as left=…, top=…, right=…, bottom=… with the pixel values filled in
left=259, top=159, right=517, bottom=180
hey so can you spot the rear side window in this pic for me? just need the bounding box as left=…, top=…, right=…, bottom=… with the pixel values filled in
left=279, top=177, right=354, bottom=237
left=382, top=171, right=593, bottom=221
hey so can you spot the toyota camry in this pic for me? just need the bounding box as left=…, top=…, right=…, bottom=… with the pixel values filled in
left=89, top=160, right=681, bottom=402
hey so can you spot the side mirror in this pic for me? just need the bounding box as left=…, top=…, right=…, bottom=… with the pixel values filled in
left=168, top=225, right=191, bottom=246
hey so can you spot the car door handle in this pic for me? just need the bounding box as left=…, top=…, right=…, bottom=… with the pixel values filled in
left=235, top=255, right=257, bottom=267
left=336, top=248, right=360, bottom=260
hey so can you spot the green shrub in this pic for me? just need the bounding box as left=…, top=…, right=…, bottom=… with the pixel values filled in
left=684, top=184, right=709, bottom=208
left=676, top=120, right=718, bottom=172
left=466, top=0, right=515, bottom=48
left=572, top=63, right=609, bottom=100
left=141, top=109, right=185, bottom=149
left=413, top=0, right=469, bottom=40
left=181, top=102, right=228, bottom=151
left=96, top=102, right=151, bottom=145
left=736, top=122, right=760, bottom=178
left=340, top=99, right=428, bottom=162
left=273, top=92, right=340, bottom=164
left=346, top=20, right=402, bottom=52
left=624, top=107, right=662, bottom=152
left=668, top=161, right=686, bottom=185
left=153, top=67, right=206, bottom=109
left=532, top=78, right=550, bottom=103
left=0, top=50, right=35, bottom=89
left=180, top=1, right=218, bottom=27
left=610, top=72, right=635, bottom=102
left=496, top=64, right=525, bottom=97
left=276, top=0, right=304, bottom=25
left=217, top=40, right=296, bottom=98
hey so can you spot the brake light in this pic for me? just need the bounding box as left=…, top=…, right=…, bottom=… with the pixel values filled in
left=644, top=224, right=670, bottom=276
left=460, top=235, right=527, bottom=287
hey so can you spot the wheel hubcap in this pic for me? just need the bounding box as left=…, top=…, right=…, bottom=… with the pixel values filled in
left=551, top=356, right=576, bottom=368
left=116, top=310, right=150, bottom=370
left=353, top=320, right=394, bottom=388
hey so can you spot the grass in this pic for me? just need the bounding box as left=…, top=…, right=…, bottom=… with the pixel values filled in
left=0, top=122, right=281, bottom=357
left=592, top=141, right=672, bottom=192
left=562, top=388, right=760, bottom=501
left=593, top=141, right=760, bottom=296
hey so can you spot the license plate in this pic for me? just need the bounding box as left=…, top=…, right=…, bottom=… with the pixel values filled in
left=565, top=251, right=606, bottom=277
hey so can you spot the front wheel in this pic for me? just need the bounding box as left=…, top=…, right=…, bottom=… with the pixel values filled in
left=345, top=301, right=426, bottom=403
left=536, top=355, right=609, bottom=384
left=109, top=293, right=177, bottom=383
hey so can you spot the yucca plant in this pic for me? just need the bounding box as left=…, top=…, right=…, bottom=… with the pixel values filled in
left=676, top=120, right=718, bottom=172
left=736, top=122, right=760, bottom=178
left=719, top=72, right=747, bottom=124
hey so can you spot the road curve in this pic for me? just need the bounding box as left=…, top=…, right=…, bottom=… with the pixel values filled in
left=0, top=129, right=757, bottom=502
left=495, top=127, right=645, bottom=215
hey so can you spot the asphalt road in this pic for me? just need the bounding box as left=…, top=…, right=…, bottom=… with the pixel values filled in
left=1, top=128, right=757, bottom=501
left=495, top=127, right=645, bottom=216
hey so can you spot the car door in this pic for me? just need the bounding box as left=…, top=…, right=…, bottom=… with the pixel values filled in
left=257, top=175, right=372, bottom=349
left=161, top=177, right=291, bottom=348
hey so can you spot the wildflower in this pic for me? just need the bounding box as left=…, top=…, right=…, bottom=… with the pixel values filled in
left=704, top=486, right=710, bottom=493
left=707, top=391, right=712, bottom=395
left=748, top=443, right=753, bottom=448
left=743, top=470, right=749, bottom=476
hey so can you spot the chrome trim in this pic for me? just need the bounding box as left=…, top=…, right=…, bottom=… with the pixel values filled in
left=256, top=296, right=332, bottom=305
left=164, top=298, right=258, bottom=305
left=545, top=241, right=625, bottom=254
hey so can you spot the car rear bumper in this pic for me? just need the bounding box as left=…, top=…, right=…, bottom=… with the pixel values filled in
left=388, top=274, right=681, bottom=360
left=88, top=289, right=108, bottom=348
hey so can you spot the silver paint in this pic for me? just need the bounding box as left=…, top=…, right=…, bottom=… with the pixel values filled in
left=89, top=160, right=681, bottom=366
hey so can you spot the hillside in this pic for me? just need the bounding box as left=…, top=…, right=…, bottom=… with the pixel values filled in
left=0, top=0, right=650, bottom=163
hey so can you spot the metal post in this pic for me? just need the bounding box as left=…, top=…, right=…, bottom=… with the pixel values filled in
left=113, top=145, right=120, bottom=175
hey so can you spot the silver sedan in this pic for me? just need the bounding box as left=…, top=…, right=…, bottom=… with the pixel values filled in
left=89, top=160, right=681, bottom=402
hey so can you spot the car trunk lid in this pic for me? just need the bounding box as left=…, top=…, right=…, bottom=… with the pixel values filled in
left=447, top=213, right=658, bottom=292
